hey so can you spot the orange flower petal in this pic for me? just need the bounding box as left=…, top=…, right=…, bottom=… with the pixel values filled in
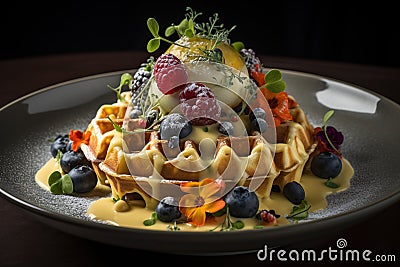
left=203, top=199, right=226, bottom=214
left=188, top=206, right=207, bottom=226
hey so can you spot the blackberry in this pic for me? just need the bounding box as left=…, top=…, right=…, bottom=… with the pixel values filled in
left=240, top=48, right=262, bottom=72
left=130, top=57, right=154, bottom=118
left=131, top=60, right=153, bottom=93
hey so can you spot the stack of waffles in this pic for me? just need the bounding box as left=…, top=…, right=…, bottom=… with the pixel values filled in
left=81, top=91, right=317, bottom=209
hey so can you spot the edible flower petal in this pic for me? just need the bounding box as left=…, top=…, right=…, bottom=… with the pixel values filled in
left=314, top=126, right=344, bottom=155
left=250, top=69, right=293, bottom=127
left=69, top=129, right=91, bottom=152
left=179, top=178, right=226, bottom=226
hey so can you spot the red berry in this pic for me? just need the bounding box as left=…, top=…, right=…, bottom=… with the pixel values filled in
left=179, top=82, right=221, bottom=126
left=153, top=53, right=188, bottom=95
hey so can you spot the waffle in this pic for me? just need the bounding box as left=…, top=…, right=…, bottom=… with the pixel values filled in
left=81, top=92, right=316, bottom=209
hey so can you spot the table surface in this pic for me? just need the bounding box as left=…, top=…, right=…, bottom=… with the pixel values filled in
left=0, top=51, right=399, bottom=267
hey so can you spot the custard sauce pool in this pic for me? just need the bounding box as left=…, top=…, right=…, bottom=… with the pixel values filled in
left=35, top=158, right=354, bottom=231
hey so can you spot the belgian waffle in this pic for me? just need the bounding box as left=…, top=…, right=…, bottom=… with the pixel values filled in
left=82, top=92, right=316, bottom=208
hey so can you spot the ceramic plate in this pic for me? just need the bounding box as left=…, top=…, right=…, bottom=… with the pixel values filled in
left=0, top=70, right=399, bottom=255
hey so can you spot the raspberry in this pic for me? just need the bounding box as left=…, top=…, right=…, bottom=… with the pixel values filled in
left=179, top=82, right=221, bottom=126
left=153, top=53, right=188, bottom=95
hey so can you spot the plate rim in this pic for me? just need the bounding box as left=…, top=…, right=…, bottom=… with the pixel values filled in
left=1, top=69, right=399, bottom=252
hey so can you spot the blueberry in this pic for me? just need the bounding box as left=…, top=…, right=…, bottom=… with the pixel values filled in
left=68, top=165, right=98, bottom=193
left=160, top=113, right=192, bottom=141
left=218, top=121, right=234, bottom=135
left=311, top=152, right=342, bottom=179
left=224, top=186, right=259, bottom=218
left=155, top=196, right=181, bottom=222
left=168, top=136, right=179, bottom=149
left=60, top=150, right=91, bottom=173
left=66, top=140, right=73, bottom=151
left=50, top=135, right=70, bottom=158
left=251, top=118, right=268, bottom=133
left=130, top=109, right=142, bottom=119
left=249, top=107, right=266, bottom=121
left=283, top=181, right=305, bottom=205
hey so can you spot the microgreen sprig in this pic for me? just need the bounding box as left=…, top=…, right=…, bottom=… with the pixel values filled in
left=261, top=69, right=286, bottom=93
left=107, top=72, right=132, bottom=103
left=322, top=110, right=341, bottom=155
left=147, top=18, right=190, bottom=53
left=146, top=7, right=236, bottom=53
left=48, top=170, right=73, bottom=195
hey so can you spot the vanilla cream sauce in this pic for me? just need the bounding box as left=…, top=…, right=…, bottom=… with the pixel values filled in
left=35, top=157, right=354, bottom=231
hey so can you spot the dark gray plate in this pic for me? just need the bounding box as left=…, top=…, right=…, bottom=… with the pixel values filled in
left=0, top=70, right=399, bottom=255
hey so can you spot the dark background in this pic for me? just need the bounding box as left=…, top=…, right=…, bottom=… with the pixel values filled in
left=1, top=1, right=399, bottom=68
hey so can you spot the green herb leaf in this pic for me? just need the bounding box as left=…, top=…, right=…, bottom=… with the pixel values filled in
left=325, top=178, right=340, bottom=188
left=55, top=150, right=62, bottom=163
left=286, top=200, right=311, bottom=221
left=263, top=69, right=286, bottom=93
left=50, top=180, right=63, bottom=195
left=147, top=18, right=160, bottom=37
left=143, top=212, right=157, bottom=226
left=266, top=80, right=286, bottom=93
left=264, top=69, right=282, bottom=83
left=184, top=28, right=194, bottom=38
left=48, top=170, right=62, bottom=186
left=323, top=110, right=335, bottom=126
left=233, top=220, right=244, bottom=229
left=165, top=26, right=176, bottom=37
left=177, top=18, right=189, bottom=35
left=143, top=218, right=156, bottom=226
left=188, top=18, right=195, bottom=34
left=231, top=41, right=245, bottom=51
left=61, top=174, right=73, bottom=194
left=147, top=38, right=160, bottom=53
